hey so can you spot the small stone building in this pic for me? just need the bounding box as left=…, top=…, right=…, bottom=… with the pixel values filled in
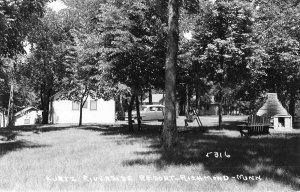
left=257, top=93, right=293, bottom=131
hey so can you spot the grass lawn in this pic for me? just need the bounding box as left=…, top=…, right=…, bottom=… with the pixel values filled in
left=0, top=116, right=299, bottom=192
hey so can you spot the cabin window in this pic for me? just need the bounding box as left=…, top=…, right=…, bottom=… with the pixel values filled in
left=90, top=100, right=97, bottom=110
left=72, top=101, right=87, bottom=110
left=24, top=119, right=30, bottom=124
left=72, top=102, right=80, bottom=110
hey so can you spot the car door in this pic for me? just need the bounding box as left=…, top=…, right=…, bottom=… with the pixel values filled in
left=144, top=106, right=157, bottom=120
left=155, top=106, right=164, bottom=120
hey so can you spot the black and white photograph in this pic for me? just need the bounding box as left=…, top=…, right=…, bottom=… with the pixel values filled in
left=0, top=0, right=300, bottom=191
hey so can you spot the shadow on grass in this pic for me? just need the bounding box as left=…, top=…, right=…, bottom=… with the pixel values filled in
left=2, top=124, right=77, bottom=133
left=0, top=125, right=66, bottom=158
left=0, top=140, right=50, bottom=158
left=209, top=120, right=245, bottom=130
left=79, top=122, right=300, bottom=190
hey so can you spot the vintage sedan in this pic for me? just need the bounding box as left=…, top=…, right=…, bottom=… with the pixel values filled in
left=126, top=105, right=165, bottom=121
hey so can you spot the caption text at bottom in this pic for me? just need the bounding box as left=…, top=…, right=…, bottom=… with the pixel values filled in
left=46, top=175, right=262, bottom=183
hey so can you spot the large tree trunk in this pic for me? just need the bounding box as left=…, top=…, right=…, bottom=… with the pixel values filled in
left=41, top=87, right=52, bottom=124
left=289, top=85, right=296, bottom=125
left=7, top=83, right=14, bottom=127
left=218, top=43, right=225, bottom=129
left=49, top=97, right=54, bottom=123
left=196, top=86, right=200, bottom=115
left=162, top=0, right=179, bottom=149
left=196, top=86, right=201, bottom=115
left=79, top=95, right=88, bottom=127
left=149, top=88, right=153, bottom=104
left=79, top=102, right=83, bottom=126
left=135, top=95, right=142, bottom=131
left=218, top=93, right=223, bottom=130
left=185, top=84, right=189, bottom=116
left=41, top=53, right=51, bottom=124
left=40, top=85, right=44, bottom=112
left=118, top=95, right=125, bottom=120
left=128, top=95, right=135, bottom=132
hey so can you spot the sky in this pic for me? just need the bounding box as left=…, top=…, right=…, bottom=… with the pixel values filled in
left=47, top=0, right=68, bottom=12
left=24, top=42, right=31, bottom=55
left=184, top=31, right=193, bottom=40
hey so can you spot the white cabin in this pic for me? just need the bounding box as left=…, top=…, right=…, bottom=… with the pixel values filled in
left=14, top=107, right=41, bottom=126
left=49, top=93, right=115, bottom=124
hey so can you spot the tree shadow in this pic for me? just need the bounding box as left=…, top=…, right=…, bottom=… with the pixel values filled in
left=79, top=123, right=164, bottom=137
left=208, top=120, right=246, bottom=130
left=0, top=139, right=50, bottom=158
left=79, top=122, right=300, bottom=190
left=37, top=123, right=119, bottom=133
left=2, top=124, right=77, bottom=133
left=155, top=133, right=300, bottom=189
left=38, top=126, right=73, bottom=133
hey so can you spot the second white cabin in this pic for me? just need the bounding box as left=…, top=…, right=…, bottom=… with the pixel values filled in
left=49, top=93, right=115, bottom=124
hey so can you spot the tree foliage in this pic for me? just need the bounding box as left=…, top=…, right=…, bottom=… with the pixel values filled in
left=0, top=0, right=48, bottom=125
left=1, top=0, right=299, bottom=129
left=91, top=0, right=167, bottom=130
left=0, top=0, right=47, bottom=60
left=191, top=0, right=257, bottom=128
left=24, top=7, right=76, bottom=123
left=253, top=0, right=300, bottom=118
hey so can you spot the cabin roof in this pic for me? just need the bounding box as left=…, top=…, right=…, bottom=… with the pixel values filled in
left=14, top=107, right=39, bottom=117
left=256, top=93, right=289, bottom=116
